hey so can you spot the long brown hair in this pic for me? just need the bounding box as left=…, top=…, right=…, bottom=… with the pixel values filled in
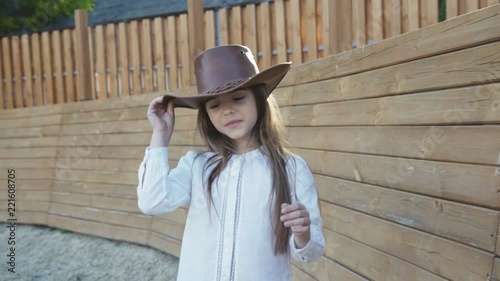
left=197, top=85, right=293, bottom=255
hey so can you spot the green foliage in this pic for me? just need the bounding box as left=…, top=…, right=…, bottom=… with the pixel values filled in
left=0, top=0, right=96, bottom=35
left=438, top=0, right=447, bottom=22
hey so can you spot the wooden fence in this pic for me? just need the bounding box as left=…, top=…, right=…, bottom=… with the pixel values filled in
left=1, top=0, right=499, bottom=110
left=0, top=4, right=499, bottom=280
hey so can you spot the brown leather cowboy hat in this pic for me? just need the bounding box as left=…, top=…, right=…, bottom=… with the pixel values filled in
left=163, top=44, right=291, bottom=109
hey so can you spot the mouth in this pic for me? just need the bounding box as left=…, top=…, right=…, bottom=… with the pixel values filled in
left=224, top=120, right=243, bottom=127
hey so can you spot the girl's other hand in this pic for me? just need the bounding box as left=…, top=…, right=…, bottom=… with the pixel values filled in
left=147, top=96, right=175, bottom=133
left=147, top=96, right=175, bottom=148
left=280, top=203, right=311, bottom=249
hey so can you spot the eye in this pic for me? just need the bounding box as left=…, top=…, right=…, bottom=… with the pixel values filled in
left=233, top=95, right=245, bottom=102
left=209, top=103, right=220, bottom=109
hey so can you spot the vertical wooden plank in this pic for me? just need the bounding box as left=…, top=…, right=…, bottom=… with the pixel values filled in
left=0, top=45, right=3, bottom=109
left=419, top=0, right=428, bottom=27
left=154, top=18, right=166, bottom=92
left=303, top=0, right=318, bottom=61
left=274, top=0, right=287, bottom=63
left=141, top=19, right=154, bottom=92
left=205, top=10, right=216, bottom=49
left=129, top=20, right=142, bottom=95
left=87, top=27, right=97, bottom=99
left=446, top=0, right=458, bottom=19
left=401, top=0, right=409, bottom=33
left=11, top=36, right=24, bottom=107
left=243, top=5, right=258, bottom=56
left=479, top=0, right=488, bottom=8
left=257, top=2, right=271, bottom=70
left=74, top=10, right=92, bottom=101
left=94, top=25, right=107, bottom=99
left=117, top=22, right=130, bottom=96
left=487, top=0, right=499, bottom=6
left=178, top=14, right=190, bottom=87
left=31, top=34, right=43, bottom=106
left=320, top=0, right=331, bottom=57
left=21, top=35, right=33, bottom=107
left=466, top=0, right=479, bottom=12
left=230, top=6, right=243, bottom=44
left=458, top=0, right=467, bottom=15
left=352, top=0, right=366, bottom=48
left=41, top=32, right=54, bottom=104
left=384, top=0, right=402, bottom=38
left=288, top=0, right=302, bottom=63
left=62, top=30, right=75, bottom=103
left=187, top=0, right=205, bottom=85
left=106, top=24, right=118, bottom=98
left=408, top=0, right=420, bottom=31
left=1, top=38, right=13, bottom=108
left=428, top=0, right=439, bottom=25
left=371, top=0, right=384, bottom=42
left=165, top=16, right=178, bottom=90
left=52, top=31, right=65, bottom=104
left=219, top=9, right=229, bottom=45
left=334, top=0, right=353, bottom=53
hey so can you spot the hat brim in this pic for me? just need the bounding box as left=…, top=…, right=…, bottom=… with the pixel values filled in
left=163, top=62, right=291, bottom=109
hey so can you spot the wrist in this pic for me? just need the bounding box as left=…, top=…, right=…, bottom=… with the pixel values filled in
left=150, top=130, right=172, bottom=148
left=294, top=232, right=311, bottom=249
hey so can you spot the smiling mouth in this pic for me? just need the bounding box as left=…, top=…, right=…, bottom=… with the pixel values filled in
left=225, top=120, right=243, bottom=127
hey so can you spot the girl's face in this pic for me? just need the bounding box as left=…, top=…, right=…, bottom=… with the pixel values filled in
left=205, top=89, right=258, bottom=153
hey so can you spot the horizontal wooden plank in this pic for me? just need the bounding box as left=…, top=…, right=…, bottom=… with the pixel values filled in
left=0, top=179, right=52, bottom=190
left=0, top=190, right=50, bottom=201
left=49, top=202, right=152, bottom=229
left=0, top=158, right=56, bottom=169
left=61, top=106, right=197, bottom=125
left=291, top=266, right=316, bottom=281
left=290, top=126, right=500, bottom=165
left=148, top=231, right=182, bottom=258
left=0, top=147, right=58, bottom=159
left=57, top=145, right=145, bottom=159
left=281, top=83, right=500, bottom=126
left=298, top=149, right=500, bottom=209
left=280, top=4, right=500, bottom=86
left=47, top=214, right=150, bottom=245
left=0, top=104, right=62, bottom=119
left=52, top=180, right=136, bottom=199
left=54, top=158, right=140, bottom=173
left=0, top=114, right=62, bottom=129
left=60, top=116, right=196, bottom=135
left=316, top=175, right=498, bottom=251
left=0, top=201, right=49, bottom=212
left=322, top=203, right=494, bottom=280
left=278, top=41, right=500, bottom=106
left=61, top=87, right=197, bottom=115
left=0, top=211, right=47, bottom=225
left=50, top=192, right=140, bottom=214
left=54, top=169, right=137, bottom=185
left=0, top=136, right=59, bottom=149
left=2, top=125, right=61, bottom=139
left=324, top=229, right=445, bottom=281
left=292, top=256, right=369, bottom=281
left=151, top=217, right=184, bottom=240
left=0, top=169, right=54, bottom=180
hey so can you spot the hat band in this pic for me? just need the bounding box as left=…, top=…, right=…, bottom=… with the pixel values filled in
left=201, top=78, right=250, bottom=96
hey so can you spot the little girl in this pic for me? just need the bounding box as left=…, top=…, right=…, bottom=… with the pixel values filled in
left=137, top=45, right=325, bottom=281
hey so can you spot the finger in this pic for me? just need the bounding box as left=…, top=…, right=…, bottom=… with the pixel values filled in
left=291, top=225, right=310, bottom=234
left=283, top=217, right=311, bottom=228
left=281, top=203, right=290, bottom=214
left=166, top=98, right=175, bottom=116
left=280, top=209, right=308, bottom=222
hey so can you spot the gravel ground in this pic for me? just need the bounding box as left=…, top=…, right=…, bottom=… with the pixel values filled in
left=0, top=223, right=179, bottom=281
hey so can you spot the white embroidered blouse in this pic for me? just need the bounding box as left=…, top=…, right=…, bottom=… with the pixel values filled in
left=137, top=146, right=325, bottom=281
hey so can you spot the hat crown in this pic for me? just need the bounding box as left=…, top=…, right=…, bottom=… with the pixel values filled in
left=194, top=45, right=260, bottom=95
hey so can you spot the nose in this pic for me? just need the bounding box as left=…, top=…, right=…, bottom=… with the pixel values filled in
left=222, top=102, right=235, bottom=116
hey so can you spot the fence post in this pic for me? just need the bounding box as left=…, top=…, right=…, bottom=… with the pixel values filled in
left=188, top=0, right=205, bottom=85
left=74, top=9, right=93, bottom=101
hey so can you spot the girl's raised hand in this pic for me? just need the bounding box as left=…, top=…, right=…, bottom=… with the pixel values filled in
left=147, top=96, right=175, bottom=133
left=147, top=96, right=176, bottom=148
left=281, top=203, right=311, bottom=249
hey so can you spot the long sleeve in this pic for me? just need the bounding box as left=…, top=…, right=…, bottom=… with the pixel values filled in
left=137, top=146, right=196, bottom=215
left=288, top=156, right=325, bottom=263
